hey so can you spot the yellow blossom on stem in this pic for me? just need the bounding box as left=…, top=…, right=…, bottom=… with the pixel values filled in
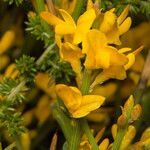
left=55, top=84, right=105, bottom=118
left=83, top=29, right=128, bottom=70
left=40, top=8, right=96, bottom=44
left=99, top=6, right=132, bottom=45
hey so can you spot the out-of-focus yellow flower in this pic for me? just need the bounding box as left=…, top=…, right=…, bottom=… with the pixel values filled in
left=21, top=131, right=31, bottom=150
left=35, top=72, right=56, bottom=99
left=131, top=128, right=150, bottom=149
left=55, top=84, right=105, bottom=118
left=122, top=22, right=150, bottom=49
left=34, top=95, right=51, bottom=124
left=99, top=6, right=131, bottom=45
left=83, top=29, right=128, bottom=70
left=0, top=55, right=10, bottom=71
left=87, top=109, right=109, bottom=123
left=40, top=8, right=96, bottom=44
left=0, top=30, right=15, bottom=55
left=4, top=63, right=19, bottom=79
left=99, top=138, right=109, bottom=150
left=23, top=110, right=34, bottom=126
left=91, top=82, right=117, bottom=98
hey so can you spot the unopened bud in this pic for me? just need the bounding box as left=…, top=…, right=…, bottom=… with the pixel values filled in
left=111, top=124, right=118, bottom=139
left=124, top=95, right=134, bottom=112
left=131, top=104, right=142, bottom=121
left=117, top=114, right=127, bottom=127
left=120, top=125, right=136, bottom=149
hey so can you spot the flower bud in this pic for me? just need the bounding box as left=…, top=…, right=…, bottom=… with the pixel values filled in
left=111, top=124, right=118, bottom=139
left=131, top=104, right=142, bottom=121
left=117, top=114, right=127, bottom=127
left=124, top=95, right=134, bottom=112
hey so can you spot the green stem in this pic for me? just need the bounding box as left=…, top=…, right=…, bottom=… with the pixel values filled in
left=112, top=127, right=127, bottom=150
left=4, top=142, right=16, bottom=150
left=52, top=103, right=72, bottom=141
left=81, top=69, right=91, bottom=95
left=81, top=119, right=99, bottom=150
left=52, top=102, right=81, bottom=150
left=69, top=120, right=81, bottom=150
left=13, top=135, right=22, bottom=150
left=80, top=69, right=99, bottom=150
left=72, top=0, right=87, bottom=22
left=35, top=0, right=52, bottom=39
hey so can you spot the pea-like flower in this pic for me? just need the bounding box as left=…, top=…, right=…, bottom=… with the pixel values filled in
left=40, top=8, right=96, bottom=44
left=55, top=84, right=105, bottom=118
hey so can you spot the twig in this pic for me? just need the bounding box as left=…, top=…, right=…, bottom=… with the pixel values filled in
left=134, top=50, right=150, bottom=104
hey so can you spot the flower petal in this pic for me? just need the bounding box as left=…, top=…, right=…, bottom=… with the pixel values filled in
left=90, top=66, right=127, bottom=89
left=40, top=11, right=64, bottom=26
left=73, top=8, right=96, bottom=44
left=55, top=84, right=81, bottom=111
left=59, top=9, right=76, bottom=27
left=100, top=11, right=116, bottom=33
left=119, top=17, right=132, bottom=35
left=117, top=5, right=130, bottom=25
left=72, top=95, right=105, bottom=118
left=55, top=23, right=76, bottom=34
left=124, top=53, right=135, bottom=70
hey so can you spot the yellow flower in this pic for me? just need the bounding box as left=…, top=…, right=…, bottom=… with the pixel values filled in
left=99, top=6, right=131, bottom=45
left=55, top=84, right=105, bottom=118
left=0, top=30, right=15, bottom=55
left=61, top=42, right=83, bottom=86
left=35, top=72, right=56, bottom=99
left=40, top=8, right=96, bottom=44
left=0, top=55, right=10, bottom=71
left=83, top=29, right=128, bottom=69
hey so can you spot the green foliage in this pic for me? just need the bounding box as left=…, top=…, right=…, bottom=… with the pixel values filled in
left=101, top=0, right=150, bottom=18
left=26, top=15, right=54, bottom=47
left=16, top=55, right=37, bottom=84
left=3, top=0, right=23, bottom=6
left=0, top=78, right=17, bottom=96
left=38, top=50, right=75, bottom=84
left=0, top=79, right=25, bottom=136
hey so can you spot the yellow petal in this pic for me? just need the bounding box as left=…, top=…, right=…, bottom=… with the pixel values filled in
left=117, top=5, right=130, bottom=25
left=87, top=0, right=94, bottom=10
left=118, top=48, right=132, bottom=54
left=99, top=138, right=109, bottom=150
left=90, top=66, right=126, bottom=89
left=61, top=42, right=83, bottom=85
left=119, top=17, right=132, bottom=35
left=105, top=25, right=121, bottom=45
left=40, top=11, right=64, bottom=26
left=86, top=29, right=107, bottom=50
left=55, top=22, right=75, bottom=34
left=100, top=11, right=116, bottom=33
left=72, top=95, right=105, bottom=118
left=111, top=124, right=118, bottom=139
left=55, top=84, right=81, bottom=111
left=73, top=8, right=96, bottom=44
left=124, top=53, right=135, bottom=70
left=95, top=50, right=110, bottom=69
left=59, top=9, right=76, bottom=27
